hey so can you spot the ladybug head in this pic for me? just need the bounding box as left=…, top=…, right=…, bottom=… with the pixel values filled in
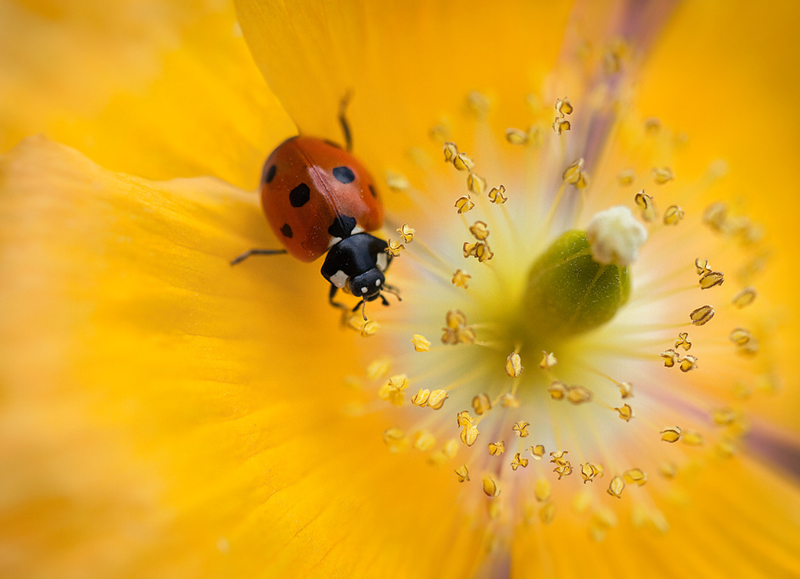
left=348, top=268, right=385, bottom=302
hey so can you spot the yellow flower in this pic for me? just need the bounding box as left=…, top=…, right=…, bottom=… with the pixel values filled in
left=2, top=1, right=800, bottom=578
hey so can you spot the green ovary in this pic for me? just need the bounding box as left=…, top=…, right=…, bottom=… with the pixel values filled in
left=520, top=230, right=631, bottom=340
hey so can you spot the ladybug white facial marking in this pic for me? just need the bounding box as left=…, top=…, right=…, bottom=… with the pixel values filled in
left=330, top=270, right=348, bottom=289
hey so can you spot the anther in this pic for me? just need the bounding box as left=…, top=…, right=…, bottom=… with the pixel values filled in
left=660, top=426, right=682, bottom=443
left=427, top=389, right=449, bottom=410
left=511, top=453, right=529, bottom=471
left=410, top=334, right=431, bottom=352
left=555, top=97, right=574, bottom=116
left=412, top=430, right=436, bottom=451
left=469, top=221, right=490, bottom=241
left=383, top=428, right=410, bottom=452
left=411, top=389, right=431, bottom=408
left=454, top=465, right=470, bottom=482
left=488, top=441, right=505, bottom=456
left=607, top=476, right=625, bottom=498
left=548, top=381, right=567, bottom=400
left=456, top=411, right=473, bottom=427
left=679, top=354, right=698, bottom=372
left=553, top=117, right=571, bottom=134
left=487, top=185, right=507, bottom=204
left=553, top=463, right=573, bottom=479
left=618, top=381, right=634, bottom=398
left=539, top=352, right=558, bottom=370
left=682, top=430, right=704, bottom=446
left=695, top=258, right=712, bottom=276
left=512, top=421, right=530, bottom=437
left=453, top=152, right=475, bottom=172
left=652, top=167, right=674, bottom=184
left=663, top=205, right=685, bottom=225
left=534, top=478, right=550, bottom=502
left=660, top=349, right=679, bottom=368
left=397, top=224, right=415, bottom=243
left=454, top=195, right=475, bottom=214
left=699, top=270, right=725, bottom=289
left=451, top=269, right=471, bottom=289
left=562, top=158, right=585, bottom=185
left=467, top=172, right=486, bottom=195
left=385, top=240, right=404, bottom=257
left=482, top=476, right=501, bottom=498
left=472, top=393, right=492, bottom=415
left=689, top=305, right=715, bottom=326
left=505, top=128, right=528, bottom=145
left=732, top=287, right=757, bottom=308
left=566, top=385, right=593, bottom=405
left=530, top=445, right=546, bottom=460
left=386, top=171, right=410, bottom=191
left=460, top=424, right=479, bottom=446
left=615, top=404, right=634, bottom=422
left=675, top=332, right=692, bottom=351
left=618, top=170, right=635, bottom=186
left=378, top=374, right=409, bottom=406
left=505, top=352, right=523, bottom=377
left=624, top=468, right=647, bottom=486
left=443, top=142, right=458, bottom=163
left=500, top=393, right=520, bottom=408
left=634, top=190, right=657, bottom=222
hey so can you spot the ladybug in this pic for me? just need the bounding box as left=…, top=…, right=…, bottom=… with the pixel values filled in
left=232, top=98, right=399, bottom=319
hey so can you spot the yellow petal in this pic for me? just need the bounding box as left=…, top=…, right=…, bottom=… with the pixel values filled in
left=0, top=138, right=474, bottom=578
left=0, top=1, right=294, bottom=187
left=235, top=0, right=572, bottom=210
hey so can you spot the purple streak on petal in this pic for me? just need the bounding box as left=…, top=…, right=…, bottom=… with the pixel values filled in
left=579, top=0, right=681, bottom=170
left=747, top=421, right=800, bottom=481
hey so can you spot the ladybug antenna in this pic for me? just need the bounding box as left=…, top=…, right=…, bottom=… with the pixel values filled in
left=382, top=284, right=402, bottom=303
left=350, top=299, right=368, bottom=321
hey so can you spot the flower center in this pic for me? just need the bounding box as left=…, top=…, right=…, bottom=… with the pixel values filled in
left=346, top=88, right=770, bottom=541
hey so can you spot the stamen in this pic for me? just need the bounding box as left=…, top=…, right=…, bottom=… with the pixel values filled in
left=615, top=404, right=634, bottom=422
left=660, top=426, right=682, bottom=443
left=451, top=269, right=471, bottom=289
left=410, top=334, right=431, bottom=352
left=487, top=441, right=505, bottom=456
left=505, top=128, right=529, bottom=145
left=482, top=476, right=501, bottom=498
left=505, top=352, right=523, bottom=377
left=512, top=421, right=530, bottom=437
left=487, top=185, right=507, bottom=204
left=607, top=476, right=625, bottom=498
left=689, top=305, right=715, bottom=326
left=652, top=167, right=674, bottom=184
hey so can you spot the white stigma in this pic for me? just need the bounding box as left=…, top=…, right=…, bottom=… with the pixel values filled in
left=586, top=206, right=648, bottom=266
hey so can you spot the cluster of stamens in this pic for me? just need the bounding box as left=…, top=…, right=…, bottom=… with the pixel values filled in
left=341, top=80, right=774, bottom=544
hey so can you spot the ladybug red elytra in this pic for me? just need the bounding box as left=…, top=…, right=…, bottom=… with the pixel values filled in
left=232, top=98, right=399, bottom=319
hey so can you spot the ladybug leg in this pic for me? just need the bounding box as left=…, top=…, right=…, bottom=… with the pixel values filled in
left=230, top=248, right=287, bottom=266
left=338, top=91, right=354, bottom=152
left=379, top=294, right=390, bottom=306
left=329, top=285, right=352, bottom=324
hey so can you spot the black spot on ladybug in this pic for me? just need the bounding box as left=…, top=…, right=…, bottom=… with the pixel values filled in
left=281, top=223, right=293, bottom=238
left=332, top=166, right=355, bottom=184
left=265, top=164, right=277, bottom=184
left=328, top=214, right=357, bottom=238
left=290, top=183, right=311, bottom=207
left=369, top=184, right=377, bottom=197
